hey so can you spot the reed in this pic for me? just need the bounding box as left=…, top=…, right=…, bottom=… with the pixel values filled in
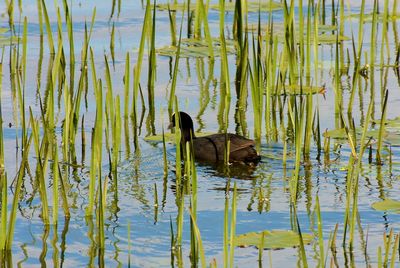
left=229, top=183, right=237, bottom=268
left=147, top=0, right=157, bottom=136
left=86, top=57, right=103, bottom=217
left=168, top=4, right=184, bottom=117
left=6, top=133, right=32, bottom=250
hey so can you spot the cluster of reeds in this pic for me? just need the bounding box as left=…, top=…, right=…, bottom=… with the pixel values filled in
left=0, top=0, right=399, bottom=266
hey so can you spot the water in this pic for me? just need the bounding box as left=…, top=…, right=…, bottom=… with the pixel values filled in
left=1, top=0, right=400, bottom=267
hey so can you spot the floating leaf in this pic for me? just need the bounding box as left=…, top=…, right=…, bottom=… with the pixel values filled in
left=210, top=1, right=283, bottom=12
left=323, top=128, right=383, bottom=140
left=264, top=32, right=350, bottom=44
left=374, top=116, right=400, bottom=129
left=157, top=38, right=236, bottom=58
left=145, top=132, right=214, bottom=143
left=151, top=3, right=196, bottom=12
left=384, top=133, right=400, bottom=146
left=274, top=85, right=326, bottom=96
left=345, top=13, right=400, bottom=22
left=235, top=230, right=313, bottom=249
left=246, top=23, right=337, bottom=33
left=0, top=28, right=18, bottom=46
left=371, top=199, right=400, bottom=213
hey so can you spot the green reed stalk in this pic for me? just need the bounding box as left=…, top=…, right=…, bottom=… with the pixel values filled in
left=193, top=0, right=202, bottom=38
left=62, top=81, right=71, bottom=161
left=390, top=234, right=399, bottom=268
left=0, top=174, right=6, bottom=250
left=199, top=0, right=213, bottom=59
left=258, top=230, right=265, bottom=263
left=168, top=5, right=177, bottom=46
left=97, top=176, right=105, bottom=251
left=154, top=183, right=159, bottom=224
left=132, top=0, right=151, bottom=128
left=52, top=140, right=59, bottom=225
left=147, top=0, right=157, bottom=136
left=0, top=66, right=6, bottom=247
left=58, top=165, right=70, bottom=218
left=124, top=52, right=130, bottom=119
left=128, top=221, right=131, bottom=265
left=173, top=98, right=182, bottom=184
left=223, top=181, right=230, bottom=267
left=189, top=209, right=206, bottom=268
left=109, top=22, right=115, bottom=69
left=30, top=110, right=50, bottom=225
left=346, top=98, right=373, bottom=246
left=21, top=16, right=27, bottom=86
left=379, top=0, right=389, bottom=110
left=168, top=8, right=184, bottom=117
left=297, top=216, right=308, bottom=267
left=62, top=0, right=75, bottom=96
left=305, top=0, right=311, bottom=79
left=162, top=126, right=168, bottom=178
left=376, top=90, right=388, bottom=164
left=229, top=183, right=237, bottom=268
left=315, top=196, right=324, bottom=267
left=16, top=18, right=28, bottom=153
left=370, top=0, right=378, bottom=108
left=40, top=0, right=54, bottom=54
left=265, top=22, right=277, bottom=140
left=112, top=95, right=121, bottom=181
left=86, top=76, right=103, bottom=217
left=104, top=55, right=113, bottom=166
left=68, top=9, right=96, bottom=157
left=347, top=0, right=365, bottom=115
left=6, top=134, right=32, bottom=250
left=6, top=0, right=14, bottom=32
left=0, top=58, right=4, bottom=240
left=219, top=0, right=230, bottom=124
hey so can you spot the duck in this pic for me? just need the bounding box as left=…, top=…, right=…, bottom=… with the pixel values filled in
left=169, top=111, right=261, bottom=165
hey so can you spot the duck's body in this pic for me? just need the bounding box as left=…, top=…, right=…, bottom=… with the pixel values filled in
left=170, top=112, right=261, bottom=164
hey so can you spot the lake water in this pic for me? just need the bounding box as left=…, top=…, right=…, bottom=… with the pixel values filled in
left=1, top=0, right=400, bottom=267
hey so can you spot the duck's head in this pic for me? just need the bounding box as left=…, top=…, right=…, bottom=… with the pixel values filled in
left=169, top=111, right=195, bottom=141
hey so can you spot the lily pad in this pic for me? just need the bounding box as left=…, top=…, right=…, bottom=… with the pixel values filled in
left=235, top=230, right=313, bottom=249
left=371, top=199, right=400, bottom=214
left=385, top=133, right=400, bottom=146
left=151, top=3, right=196, bottom=12
left=274, top=85, right=326, bottom=96
left=323, top=128, right=383, bottom=140
left=264, top=32, right=350, bottom=44
left=246, top=23, right=337, bottom=34
left=0, top=28, right=18, bottom=46
left=374, top=116, right=400, bottom=129
left=157, top=38, right=236, bottom=58
left=345, top=13, right=400, bottom=23
left=145, top=131, right=214, bottom=143
left=210, top=1, right=283, bottom=12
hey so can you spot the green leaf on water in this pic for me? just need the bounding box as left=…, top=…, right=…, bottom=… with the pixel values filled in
left=384, top=133, right=400, bottom=146
left=371, top=199, right=400, bottom=213
left=157, top=38, right=236, bottom=58
left=274, top=85, right=326, bottom=96
left=210, top=1, right=283, bottom=12
left=235, top=230, right=313, bottom=249
left=246, top=23, right=337, bottom=34
left=345, top=12, right=400, bottom=23
left=0, top=28, right=19, bottom=46
left=151, top=3, right=196, bottom=12
left=374, top=116, right=400, bottom=129
left=323, top=128, right=383, bottom=140
left=264, top=32, right=349, bottom=44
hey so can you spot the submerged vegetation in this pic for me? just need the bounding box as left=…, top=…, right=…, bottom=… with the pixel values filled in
left=0, top=0, right=400, bottom=266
